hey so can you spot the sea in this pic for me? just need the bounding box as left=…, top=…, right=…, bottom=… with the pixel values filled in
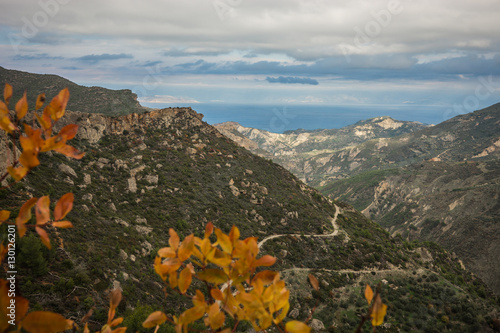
left=145, top=103, right=452, bottom=133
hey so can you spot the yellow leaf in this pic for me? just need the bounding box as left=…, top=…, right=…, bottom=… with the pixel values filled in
left=36, top=226, right=51, bottom=249
left=15, top=91, right=28, bottom=120
left=21, top=311, right=71, bottom=333
left=4, top=83, right=12, bottom=104
left=308, top=274, right=319, bottom=291
left=215, top=228, right=232, bottom=254
left=197, top=269, right=228, bottom=285
left=109, top=317, right=123, bottom=327
left=16, top=197, right=37, bottom=237
left=210, top=288, right=224, bottom=301
left=36, top=196, right=50, bottom=226
left=169, top=271, right=178, bottom=289
left=252, top=270, right=278, bottom=285
left=35, top=93, right=46, bottom=110
left=178, top=234, right=194, bottom=262
left=229, top=225, right=240, bottom=245
left=178, top=266, right=192, bottom=294
left=52, top=221, right=73, bottom=228
left=169, top=228, right=180, bottom=250
left=365, top=284, right=374, bottom=304
left=370, top=294, right=387, bottom=326
left=143, top=311, right=167, bottom=328
left=54, top=193, right=74, bottom=221
left=0, top=210, right=10, bottom=223
left=0, top=112, right=16, bottom=134
left=178, top=305, right=205, bottom=326
left=285, top=320, right=310, bottom=333
left=158, top=247, right=176, bottom=258
left=8, top=165, right=29, bottom=181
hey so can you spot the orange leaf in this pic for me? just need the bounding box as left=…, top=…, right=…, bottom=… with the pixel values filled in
left=15, top=91, right=28, bottom=120
left=54, top=144, right=85, bottom=159
left=52, top=221, right=73, bottom=228
left=59, top=124, right=79, bottom=140
left=370, top=294, right=387, bottom=326
left=54, top=193, right=74, bottom=221
left=178, top=305, right=205, bottom=326
left=178, top=234, right=195, bottom=261
left=252, top=270, right=278, bottom=285
left=158, top=247, right=176, bottom=258
left=169, top=271, right=178, bottom=289
left=4, top=83, right=12, bottom=104
left=110, top=289, right=122, bottom=310
left=204, top=221, right=214, bottom=238
left=215, top=228, right=232, bottom=254
left=308, top=274, right=319, bottom=291
left=178, top=266, right=192, bottom=294
left=0, top=112, right=15, bottom=134
left=285, top=320, right=310, bottom=333
left=210, top=288, right=224, bottom=301
left=36, top=226, right=51, bottom=249
left=36, top=93, right=46, bottom=110
left=197, top=269, right=228, bottom=285
left=21, top=311, right=71, bottom=333
left=142, top=311, right=167, bottom=328
left=36, top=196, right=51, bottom=225
left=253, top=255, right=276, bottom=268
left=229, top=225, right=240, bottom=245
left=110, top=317, right=123, bottom=327
left=36, top=112, right=52, bottom=136
left=45, top=88, right=69, bottom=121
left=111, top=327, right=127, bottom=333
left=0, top=210, right=10, bottom=223
left=365, top=284, right=374, bottom=304
left=168, top=228, right=180, bottom=250
left=16, top=197, right=37, bottom=237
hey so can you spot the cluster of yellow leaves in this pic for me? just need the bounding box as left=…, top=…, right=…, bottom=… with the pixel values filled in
left=0, top=83, right=84, bottom=182
left=150, top=222, right=310, bottom=333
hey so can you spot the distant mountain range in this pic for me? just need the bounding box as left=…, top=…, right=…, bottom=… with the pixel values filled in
left=215, top=104, right=500, bottom=295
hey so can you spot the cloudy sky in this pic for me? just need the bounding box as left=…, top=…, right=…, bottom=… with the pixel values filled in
left=1, top=0, right=500, bottom=125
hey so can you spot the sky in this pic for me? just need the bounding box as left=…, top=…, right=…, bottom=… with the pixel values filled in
left=1, top=0, right=500, bottom=127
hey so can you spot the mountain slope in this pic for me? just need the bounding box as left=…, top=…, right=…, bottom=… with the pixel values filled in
left=1, top=107, right=498, bottom=331
left=0, top=66, right=148, bottom=116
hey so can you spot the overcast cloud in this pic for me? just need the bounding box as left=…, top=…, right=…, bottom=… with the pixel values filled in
left=0, top=0, right=499, bottom=122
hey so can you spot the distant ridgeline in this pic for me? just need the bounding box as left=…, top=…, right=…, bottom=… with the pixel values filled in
left=0, top=66, right=148, bottom=116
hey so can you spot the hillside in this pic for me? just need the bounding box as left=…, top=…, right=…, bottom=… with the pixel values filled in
left=217, top=104, right=500, bottom=296
left=2, top=100, right=499, bottom=332
left=214, top=117, right=428, bottom=186
left=0, top=66, right=148, bottom=116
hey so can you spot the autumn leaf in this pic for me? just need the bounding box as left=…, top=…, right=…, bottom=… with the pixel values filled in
left=4, top=83, right=12, bottom=104
left=204, top=221, right=214, bottom=238
left=35, top=93, right=46, bottom=110
left=285, top=320, right=310, bottom=333
left=365, top=284, right=374, bottom=304
left=36, top=226, right=51, bottom=249
left=142, top=311, right=167, bottom=328
left=0, top=210, right=10, bottom=223
left=53, top=143, right=85, bottom=159
left=45, top=88, right=69, bottom=121
left=215, top=228, right=233, bottom=254
left=54, top=193, right=74, bottom=221
left=52, top=221, right=73, bottom=228
left=168, top=228, right=180, bottom=250
left=0, top=111, right=16, bottom=134
left=16, top=197, right=37, bottom=237
left=58, top=124, right=79, bottom=140
left=22, top=311, right=73, bottom=333
left=253, top=255, right=276, bottom=268
left=210, top=288, right=224, bottom=301
left=178, top=266, right=192, bottom=294
left=36, top=196, right=51, bottom=226
left=197, top=269, right=228, bottom=285
left=178, top=234, right=195, bottom=261
left=15, top=91, right=28, bottom=120
left=370, top=294, right=387, bottom=326
left=308, top=274, right=319, bottom=291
